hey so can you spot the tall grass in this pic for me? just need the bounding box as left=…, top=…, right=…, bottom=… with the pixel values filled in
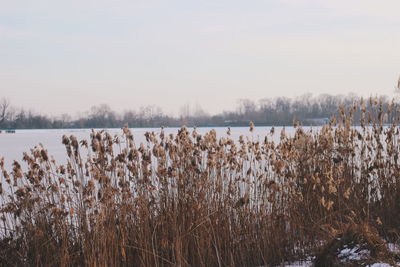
left=1, top=98, right=400, bottom=266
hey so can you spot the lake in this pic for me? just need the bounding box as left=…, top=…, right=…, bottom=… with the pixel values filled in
left=0, top=126, right=307, bottom=168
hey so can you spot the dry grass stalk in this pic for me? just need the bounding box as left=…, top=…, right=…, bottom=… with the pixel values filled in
left=0, top=98, right=400, bottom=266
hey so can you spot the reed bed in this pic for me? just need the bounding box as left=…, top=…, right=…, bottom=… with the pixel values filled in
left=1, top=98, right=400, bottom=266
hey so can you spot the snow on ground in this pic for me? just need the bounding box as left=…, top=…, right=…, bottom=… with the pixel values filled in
left=338, top=244, right=370, bottom=262
left=388, top=243, right=400, bottom=254
left=279, top=242, right=400, bottom=266
left=281, top=261, right=396, bottom=267
left=368, top=264, right=395, bottom=267
left=282, top=261, right=312, bottom=267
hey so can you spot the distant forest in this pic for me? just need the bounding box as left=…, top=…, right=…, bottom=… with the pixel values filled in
left=0, top=93, right=397, bottom=129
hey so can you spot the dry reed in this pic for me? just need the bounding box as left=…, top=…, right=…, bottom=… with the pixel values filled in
left=0, top=98, right=400, bottom=266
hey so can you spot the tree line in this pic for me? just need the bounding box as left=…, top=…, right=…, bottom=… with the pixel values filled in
left=0, top=93, right=396, bottom=129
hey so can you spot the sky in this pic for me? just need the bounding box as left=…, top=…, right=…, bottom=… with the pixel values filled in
left=1, top=0, right=400, bottom=117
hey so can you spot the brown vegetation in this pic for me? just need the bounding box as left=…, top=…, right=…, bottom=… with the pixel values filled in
left=1, top=98, right=400, bottom=266
left=314, top=223, right=397, bottom=266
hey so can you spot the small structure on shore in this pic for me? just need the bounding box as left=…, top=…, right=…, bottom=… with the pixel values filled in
left=0, top=129, right=16, bottom=134
left=305, top=117, right=330, bottom=126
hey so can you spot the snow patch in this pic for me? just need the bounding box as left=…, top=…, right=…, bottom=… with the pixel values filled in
left=338, top=244, right=370, bottom=262
left=387, top=243, right=400, bottom=254
left=368, top=263, right=394, bottom=267
left=282, top=261, right=312, bottom=267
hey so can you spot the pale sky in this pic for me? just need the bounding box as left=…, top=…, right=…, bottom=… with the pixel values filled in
left=1, top=0, right=399, bottom=117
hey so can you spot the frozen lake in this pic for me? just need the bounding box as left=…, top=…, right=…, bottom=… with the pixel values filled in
left=0, top=126, right=305, bottom=168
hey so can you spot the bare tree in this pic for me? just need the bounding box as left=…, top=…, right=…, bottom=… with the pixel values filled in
left=237, top=99, right=256, bottom=115
left=0, top=98, right=10, bottom=126
left=179, top=103, right=191, bottom=119
left=193, top=103, right=208, bottom=118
